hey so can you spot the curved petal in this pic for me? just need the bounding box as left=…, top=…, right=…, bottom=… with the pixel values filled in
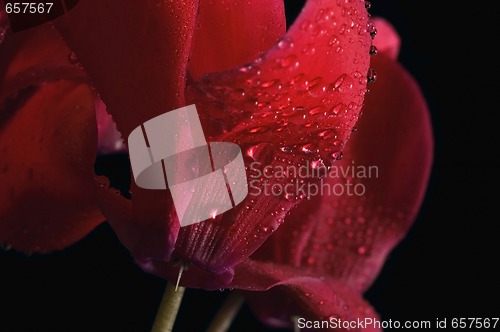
left=95, top=98, right=125, bottom=154
left=54, top=0, right=199, bottom=137
left=0, top=25, right=87, bottom=105
left=0, top=21, right=103, bottom=252
left=233, top=260, right=380, bottom=331
left=0, top=81, right=103, bottom=252
left=250, top=53, right=433, bottom=292
left=371, top=18, right=400, bottom=60
left=54, top=0, right=199, bottom=264
left=142, top=0, right=371, bottom=288
left=189, top=0, right=286, bottom=79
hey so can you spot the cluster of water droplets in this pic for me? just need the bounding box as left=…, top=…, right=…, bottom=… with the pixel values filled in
left=187, top=0, right=377, bottom=218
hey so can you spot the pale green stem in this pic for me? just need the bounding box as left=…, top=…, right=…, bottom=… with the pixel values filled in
left=206, top=291, right=245, bottom=332
left=151, top=282, right=186, bottom=332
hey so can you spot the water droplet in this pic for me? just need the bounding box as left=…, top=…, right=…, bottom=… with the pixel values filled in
left=311, top=159, right=326, bottom=170
left=331, top=151, right=344, bottom=160
left=367, top=22, right=377, bottom=38
left=369, top=45, right=378, bottom=56
left=278, top=38, right=294, bottom=50
left=247, top=126, right=269, bottom=134
left=67, top=51, right=79, bottom=65
left=328, top=35, right=340, bottom=46
left=339, top=24, right=347, bottom=34
left=307, top=257, right=316, bottom=265
left=294, top=106, right=306, bottom=114
left=260, top=80, right=278, bottom=88
left=280, top=54, right=299, bottom=68
left=309, top=106, right=325, bottom=116
left=95, top=175, right=110, bottom=188
left=315, top=9, right=325, bottom=22
left=239, top=64, right=253, bottom=73
left=317, top=129, right=337, bottom=140
left=358, top=246, right=367, bottom=255
left=300, top=20, right=312, bottom=31
left=332, top=139, right=343, bottom=147
left=290, top=73, right=305, bottom=85
left=364, top=1, right=371, bottom=9
left=280, top=146, right=293, bottom=153
left=301, top=143, right=316, bottom=154
left=302, top=44, right=316, bottom=55
left=0, top=28, right=6, bottom=44
left=332, top=103, right=346, bottom=115
left=367, top=69, right=377, bottom=83
left=333, top=74, right=346, bottom=90
left=284, top=192, right=296, bottom=201
left=304, top=77, right=322, bottom=90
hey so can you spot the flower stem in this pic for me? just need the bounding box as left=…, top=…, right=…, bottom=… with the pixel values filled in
left=206, top=291, right=245, bottom=332
left=151, top=282, right=185, bottom=332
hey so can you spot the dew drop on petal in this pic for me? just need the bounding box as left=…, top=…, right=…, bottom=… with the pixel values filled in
left=95, top=175, right=110, bottom=188
left=247, top=126, right=269, bottom=134
left=369, top=45, right=378, bottom=56
left=367, top=22, right=377, bottom=39
left=318, top=129, right=337, bottom=140
left=277, top=38, right=294, bottom=50
left=280, top=54, right=299, bottom=68
left=309, top=106, right=325, bottom=116
left=367, top=69, right=377, bottom=83
left=68, top=51, right=79, bottom=65
left=0, top=28, right=6, bottom=44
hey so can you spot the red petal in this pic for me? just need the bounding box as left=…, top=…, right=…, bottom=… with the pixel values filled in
left=144, top=0, right=371, bottom=287
left=0, top=25, right=87, bottom=105
left=95, top=98, right=125, bottom=154
left=54, top=0, right=199, bottom=263
left=0, top=81, right=103, bottom=252
left=372, top=18, right=400, bottom=59
left=189, top=0, right=286, bottom=79
left=251, top=53, right=433, bottom=291
left=233, top=260, right=381, bottom=331
left=54, top=0, right=199, bottom=137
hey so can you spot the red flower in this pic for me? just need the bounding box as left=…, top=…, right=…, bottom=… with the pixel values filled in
left=0, top=0, right=432, bottom=329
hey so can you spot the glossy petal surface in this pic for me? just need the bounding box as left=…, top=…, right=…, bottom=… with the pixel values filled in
left=144, top=0, right=372, bottom=287
left=250, top=53, right=433, bottom=292
left=189, top=0, right=286, bottom=79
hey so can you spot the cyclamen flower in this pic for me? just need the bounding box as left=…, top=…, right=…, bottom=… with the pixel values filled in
left=0, top=0, right=432, bottom=329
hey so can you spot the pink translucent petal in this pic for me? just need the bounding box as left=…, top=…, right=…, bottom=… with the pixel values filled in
left=95, top=99, right=125, bottom=154
left=233, top=260, right=381, bottom=331
left=189, top=0, right=285, bottom=79
left=372, top=18, right=400, bottom=59
left=250, top=53, right=433, bottom=292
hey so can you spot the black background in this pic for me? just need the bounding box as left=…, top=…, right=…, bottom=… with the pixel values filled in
left=1, top=0, right=499, bottom=331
